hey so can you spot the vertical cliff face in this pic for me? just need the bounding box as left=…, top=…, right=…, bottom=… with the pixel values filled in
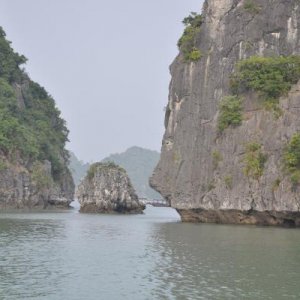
left=151, top=0, right=300, bottom=225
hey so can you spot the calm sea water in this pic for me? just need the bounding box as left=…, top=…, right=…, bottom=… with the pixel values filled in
left=0, top=204, right=300, bottom=300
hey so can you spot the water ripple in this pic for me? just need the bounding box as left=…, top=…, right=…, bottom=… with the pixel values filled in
left=0, top=207, right=299, bottom=299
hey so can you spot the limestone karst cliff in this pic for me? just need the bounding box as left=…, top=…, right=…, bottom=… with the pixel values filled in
left=150, top=0, right=300, bottom=226
left=0, top=27, right=74, bottom=209
left=76, top=162, right=145, bottom=213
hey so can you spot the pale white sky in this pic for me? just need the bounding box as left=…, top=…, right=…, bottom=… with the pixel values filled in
left=0, top=0, right=203, bottom=161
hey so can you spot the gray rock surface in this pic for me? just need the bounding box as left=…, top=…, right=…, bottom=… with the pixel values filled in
left=150, top=0, right=300, bottom=226
left=76, top=162, right=145, bottom=213
left=0, top=157, right=74, bottom=209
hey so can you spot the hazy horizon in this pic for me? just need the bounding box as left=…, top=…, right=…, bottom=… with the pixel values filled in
left=1, top=0, right=203, bottom=161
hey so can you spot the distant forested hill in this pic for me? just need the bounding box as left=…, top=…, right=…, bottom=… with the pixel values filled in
left=69, top=151, right=90, bottom=185
left=102, top=146, right=162, bottom=200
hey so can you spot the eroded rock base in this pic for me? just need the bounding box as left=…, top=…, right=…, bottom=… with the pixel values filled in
left=79, top=203, right=145, bottom=214
left=177, top=209, right=300, bottom=227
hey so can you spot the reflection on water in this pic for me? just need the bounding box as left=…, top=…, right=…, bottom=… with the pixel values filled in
left=0, top=206, right=300, bottom=300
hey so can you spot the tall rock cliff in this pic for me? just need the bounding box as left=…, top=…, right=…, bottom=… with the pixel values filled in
left=0, top=27, right=74, bottom=209
left=151, top=0, right=300, bottom=226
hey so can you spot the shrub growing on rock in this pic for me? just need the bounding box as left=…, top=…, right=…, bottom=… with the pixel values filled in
left=212, top=150, right=222, bottom=169
left=218, top=96, right=242, bottom=132
left=187, top=48, right=202, bottom=62
left=178, top=12, right=203, bottom=62
left=87, top=162, right=125, bottom=181
left=243, top=142, right=267, bottom=179
left=243, top=0, right=261, bottom=14
left=231, top=56, right=300, bottom=101
left=224, top=175, right=233, bottom=189
left=229, top=55, right=300, bottom=117
left=283, top=133, right=300, bottom=187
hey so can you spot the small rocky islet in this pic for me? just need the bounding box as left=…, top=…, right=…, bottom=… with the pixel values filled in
left=76, top=162, right=145, bottom=214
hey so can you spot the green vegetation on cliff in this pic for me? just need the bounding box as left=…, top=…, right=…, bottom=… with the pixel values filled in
left=283, top=133, right=300, bottom=187
left=224, top=175, right=233, bottom=189
left=0, top=78, right=39, bottom=160
left=243, top=0, right=261, bottom=14
left=218, top=55, right=300, bottom=131
left=219, top=56, right=300, bottom=183
left=243, top=142, right=267, bottom=179
left=231, top=56, right=300, bottom=101
left=178, top=12, right=203, bottom=62
left=217, top=96, right=242, bottom=132
left=212, top=150, right=222, bottom=169
left=0, top=27, right=70, bottom=180
left=87, top=162, right=125, bottom=181
left=0, top=27, right=27, bottom=83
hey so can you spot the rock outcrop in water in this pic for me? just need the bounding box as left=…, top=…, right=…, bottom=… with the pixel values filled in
left=151, top=0, right=300, bottom=226
left=76, top=162, right=145, bottom=213
left=0, top=27, right=74, bottom=209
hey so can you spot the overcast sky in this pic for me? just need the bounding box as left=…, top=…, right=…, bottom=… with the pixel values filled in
left=1, top=0, right=203, bottom=162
